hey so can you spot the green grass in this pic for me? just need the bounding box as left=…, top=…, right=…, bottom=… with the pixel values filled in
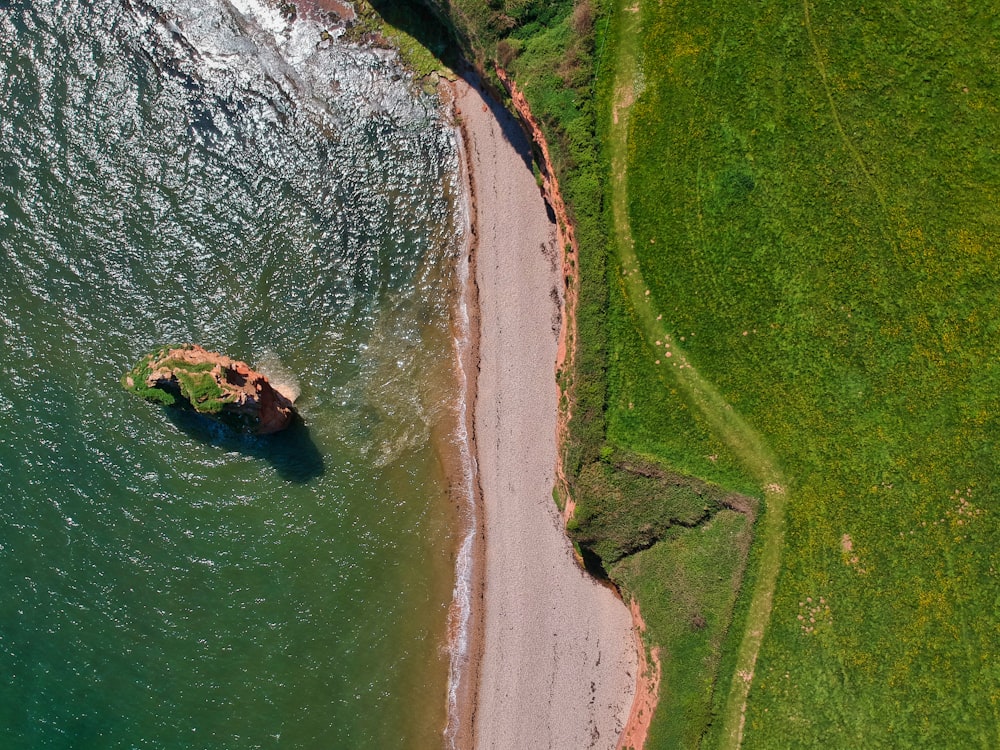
left=163, top=360, right=232, bottom=414
left=617, top=0, right=1000, bottom=746
left=605, top=268, right=755, bottom=494
left=572, top=450, right=754, bottom=565
left=122, top=344, right=180, bottom=406
left=360, top=1, right=461, bottom=79
left=612, top=510, right=753, bottom=749
left=428, top=0, right=616, bottom=477
left=602, top=3, right=787, bottom=745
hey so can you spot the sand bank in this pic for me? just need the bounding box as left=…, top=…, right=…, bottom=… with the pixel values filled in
left=450, top=76, right=637, bottom=749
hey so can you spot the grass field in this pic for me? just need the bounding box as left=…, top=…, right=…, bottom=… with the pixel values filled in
left=614, top=0, right=1000, bottom=747
left=603, top=4, right=782, bottom=746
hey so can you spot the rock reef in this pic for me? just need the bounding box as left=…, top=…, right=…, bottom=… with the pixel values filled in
left=122, top=345, right=297, bottom=435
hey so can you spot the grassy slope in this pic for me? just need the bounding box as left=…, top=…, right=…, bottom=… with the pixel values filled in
left=620, top=0, right=1000, bottom=747
left=496, top=4, right=769, bottom=743
left=427, top=0, right=615, bottom=476
left=361, top=1, right=461, bottom=77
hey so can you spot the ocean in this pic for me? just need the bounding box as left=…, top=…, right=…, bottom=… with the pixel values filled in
left=0, top=1, right=470, bottom=747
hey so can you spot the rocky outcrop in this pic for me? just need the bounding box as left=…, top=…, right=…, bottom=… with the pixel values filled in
left=122, top=345, right=297, bottom=435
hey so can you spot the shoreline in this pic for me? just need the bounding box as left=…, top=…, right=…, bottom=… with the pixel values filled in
left=618, top=600, right=662, bottom=750
left=441, top=76, right=485, bottom=750
left=448, top=72, right=637, bottom=749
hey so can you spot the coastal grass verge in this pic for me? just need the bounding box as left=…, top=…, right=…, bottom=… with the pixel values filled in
left=414, top=1, right=768, bottom=746
left=414, top=0, right=617, bottom=481
left=611, top=509, right=753, bottom=749
left=351, top=1, right=461, bottom=78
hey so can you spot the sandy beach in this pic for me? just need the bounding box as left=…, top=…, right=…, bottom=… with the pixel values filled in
left=451, top=77, right=637, bottom=749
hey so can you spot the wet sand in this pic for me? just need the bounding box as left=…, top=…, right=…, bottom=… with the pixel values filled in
left=451, top=76, right=637, bottom=750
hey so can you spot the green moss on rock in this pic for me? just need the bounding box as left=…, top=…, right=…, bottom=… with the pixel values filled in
left=122, top=344, right=296, bottom=434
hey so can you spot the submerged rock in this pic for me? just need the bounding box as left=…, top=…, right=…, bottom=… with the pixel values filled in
left=122, top=345, right=298, bottom=435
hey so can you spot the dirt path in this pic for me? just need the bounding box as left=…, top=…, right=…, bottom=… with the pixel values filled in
left=606, top=4, right=789, bottom=748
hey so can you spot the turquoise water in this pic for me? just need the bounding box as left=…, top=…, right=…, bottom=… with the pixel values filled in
left=0, top=2, right=466, bottom=747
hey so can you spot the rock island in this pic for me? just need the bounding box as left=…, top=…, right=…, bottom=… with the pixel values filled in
left=122, top=344, right=297, bottom=435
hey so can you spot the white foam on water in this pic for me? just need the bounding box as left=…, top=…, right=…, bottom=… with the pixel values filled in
left=132, top=0, right=435, bottom=135
left=257, top=353, right=301, bottom=403
left=444, top=122, right=477, bottom=750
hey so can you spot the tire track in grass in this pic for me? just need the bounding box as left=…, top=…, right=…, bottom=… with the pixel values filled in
left=801, top=0, right=897, bottom=254
left=608, top=3, right=787, bottom=748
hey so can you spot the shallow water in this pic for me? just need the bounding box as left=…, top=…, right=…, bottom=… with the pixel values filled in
left=0, top=1, right=465, bottom=747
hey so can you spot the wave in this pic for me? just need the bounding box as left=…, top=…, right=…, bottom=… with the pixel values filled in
left=257, top=352, right=302, bottom=402
left=444, top=121, right=477, bottom=750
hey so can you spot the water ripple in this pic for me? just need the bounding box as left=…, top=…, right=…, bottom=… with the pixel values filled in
left=0, top=1, right=463, bottom=746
